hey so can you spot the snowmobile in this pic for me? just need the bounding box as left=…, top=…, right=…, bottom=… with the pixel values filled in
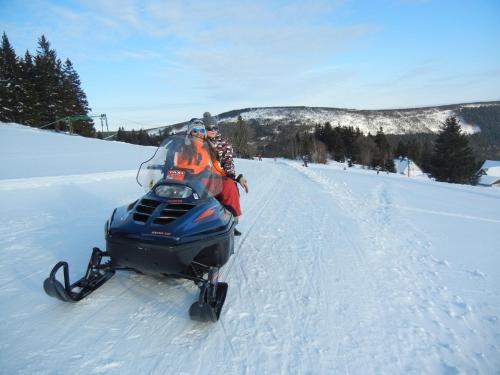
left=43, top=135, right=235, bottom=322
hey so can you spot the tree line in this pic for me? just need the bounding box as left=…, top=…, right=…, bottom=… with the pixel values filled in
left=113, top=127, right=169, bottom=146
left=221, top=115, right=479, bottom=185
left=0, top=32, right=95, bottom=136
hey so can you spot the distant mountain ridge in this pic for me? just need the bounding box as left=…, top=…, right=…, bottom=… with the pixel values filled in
left=148, top=101, right=500, bottom=136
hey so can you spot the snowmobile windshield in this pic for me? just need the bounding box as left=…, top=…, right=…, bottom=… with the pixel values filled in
left=136, top=134, right=225, bottom=198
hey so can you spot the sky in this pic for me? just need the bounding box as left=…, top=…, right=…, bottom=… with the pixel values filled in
left=1, top=0, right=500, bottom=130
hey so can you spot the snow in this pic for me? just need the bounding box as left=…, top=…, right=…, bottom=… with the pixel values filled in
left=0, top=123, right=156, bottom=179
left=218, top=105, right=483, bottom=135
left=1, top=123, right=500, bottom=374
left=480, top=160, right=500, bottom=177
left=478, top=175, right=500, bottom=187
left=481, top=160, right=500, bottom=170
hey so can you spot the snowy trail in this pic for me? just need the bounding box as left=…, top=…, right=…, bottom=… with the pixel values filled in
left=1, top=157, right=499, bottom=374
left=290, top=163, right=500, bottom=373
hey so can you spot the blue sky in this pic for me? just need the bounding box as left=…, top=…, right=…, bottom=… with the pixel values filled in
left=1, top=0, right=499, bottom=129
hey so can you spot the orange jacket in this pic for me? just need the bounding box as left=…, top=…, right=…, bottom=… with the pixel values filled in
left=175, top=138, right=225, bottom=176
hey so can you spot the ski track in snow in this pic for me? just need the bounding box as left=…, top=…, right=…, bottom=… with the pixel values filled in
left=1, top=159, right=499, bottom=374
left=289, top=162, right=500, bottom=374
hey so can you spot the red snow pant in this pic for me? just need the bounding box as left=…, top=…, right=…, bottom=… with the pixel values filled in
left=215, top=177, right=241, bottom=217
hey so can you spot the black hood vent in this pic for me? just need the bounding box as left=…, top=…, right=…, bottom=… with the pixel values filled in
left=153, top=203, right=196, bottom=225
left=133, top=199, right=161, bottom=223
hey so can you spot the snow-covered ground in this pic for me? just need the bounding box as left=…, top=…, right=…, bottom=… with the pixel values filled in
left=1, top=123, right=499, bottom=374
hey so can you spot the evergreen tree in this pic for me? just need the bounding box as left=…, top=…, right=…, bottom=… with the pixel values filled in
left=420, top=139, right=432, bottom=173
left=372, top=127, right=392, bottom=168
left=407, top=139, right=420, bottom=162
left=0, top=32, right=22, bottom=122
left=384, top=158, right=396, bottom=173
left=395, top=140, right=407, bottom=158
left=430, top=116, right=476, bottom=183
left=33, top=35, right=61, bottom=126
left=62, top=59, right=94, bottom=136
left=331, top=125, right=346, bottom=161
left=1, top=32, right=94, bottom=134
left=116, top=127, right=126, bottom=142
left=340, top=126, right=357, bottom=160
left=19, top=50, right=38, bottom=125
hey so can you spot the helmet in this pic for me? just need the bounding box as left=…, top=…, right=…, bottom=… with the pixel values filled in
left=187, top=118, right=205, bottom=134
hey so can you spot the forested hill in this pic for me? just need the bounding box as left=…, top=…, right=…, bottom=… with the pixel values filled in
left=152, top=101, right=500, bottom=137
left=216, top=102, right=500, bottom=135
left=150, top=102, right=500, bottom=161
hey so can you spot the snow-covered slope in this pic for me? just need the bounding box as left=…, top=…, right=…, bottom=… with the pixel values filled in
left=0, top=123, right=155, bottom=179
left=1, top=124, right=500, bottom=374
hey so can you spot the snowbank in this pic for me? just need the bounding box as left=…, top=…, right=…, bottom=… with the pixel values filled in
left=0, top=123, right=155, bottom=179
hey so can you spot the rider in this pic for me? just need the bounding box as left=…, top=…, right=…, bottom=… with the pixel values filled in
left=182, top=118, right=244, bottom=235
left=203, top=112, right=248, bottom=236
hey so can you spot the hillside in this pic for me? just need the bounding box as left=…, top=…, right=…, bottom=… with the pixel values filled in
left=0, top=123, right=155, bottom=179
left=149, top=101, right=500, bottom=136
left=1, top=123, right=499, bottom=374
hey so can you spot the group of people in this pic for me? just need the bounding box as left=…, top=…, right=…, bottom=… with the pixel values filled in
left=185, top=112, right=249, bottom=236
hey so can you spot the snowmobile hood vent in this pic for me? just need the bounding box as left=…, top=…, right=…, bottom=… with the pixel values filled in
left=133, top=199, right=161, bottom=223
left=154, top=203, right=196, bottom=225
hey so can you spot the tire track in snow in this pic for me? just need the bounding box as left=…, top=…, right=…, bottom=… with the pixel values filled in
left=289, top=162, right=499, bottom=373
left=287, top=163, right=432, bottom=372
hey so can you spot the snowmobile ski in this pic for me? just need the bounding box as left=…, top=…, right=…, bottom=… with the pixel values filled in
left=43, top=247, right=115, bottom=302
left=189, top=268, right=228, bottom=322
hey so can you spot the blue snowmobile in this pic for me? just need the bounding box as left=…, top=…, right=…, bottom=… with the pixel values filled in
left=43, top=135, right=236, bottom=322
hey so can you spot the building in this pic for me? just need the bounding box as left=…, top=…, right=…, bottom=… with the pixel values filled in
left=394, top=157, right=425, bottom=177
left=477, top=160, right=500, bottom=187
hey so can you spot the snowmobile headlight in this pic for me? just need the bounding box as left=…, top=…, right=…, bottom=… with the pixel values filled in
left=155, top=185, right=193, bottom=198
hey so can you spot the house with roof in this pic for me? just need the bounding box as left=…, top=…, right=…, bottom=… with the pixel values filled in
left=477, top=160, right=500, bottom=187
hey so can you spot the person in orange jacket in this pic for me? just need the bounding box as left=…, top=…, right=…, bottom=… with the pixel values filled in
left=185, top=118, right=245, bottom=235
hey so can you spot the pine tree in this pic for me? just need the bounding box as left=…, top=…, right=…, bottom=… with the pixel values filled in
left=33, top=35, right=62, bottom=126
left=0, top=32, right=23, bottom=122
left=372, top=127, right=392, bottom=169
left=384, top=158, right=396, bottom=173
left=395, top=140, right=408, bottom=158
left=430, top=116, right=476, bottom=183
left=328, top=126, right=344, bottom=161
left=420, top=139, right=432, bottom=173
left=116, top=127, right=126, bottom=142
left=62, top=59, right=94, bottom=136
left=19, top=50, right=38, bottom=125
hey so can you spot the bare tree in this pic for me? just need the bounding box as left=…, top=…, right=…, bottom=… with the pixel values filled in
left=355, top=136, right=377, bottom=167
